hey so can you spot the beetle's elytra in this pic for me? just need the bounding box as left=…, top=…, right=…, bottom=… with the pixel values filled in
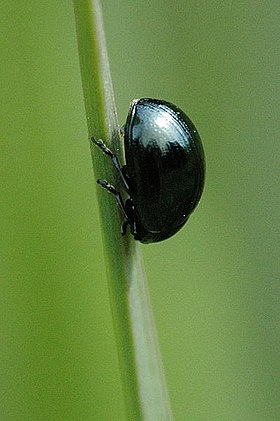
left=92, top=98, right=205, bottom=243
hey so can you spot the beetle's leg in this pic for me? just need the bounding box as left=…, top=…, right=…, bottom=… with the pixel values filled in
left=121, top=220, right=128, bottom=236
left=97, top=179, right=131, bottom=225
left=91, top=137, right=130, bottom=192
left=121, top=165, right=129, bottom=183
left=119, top=125, right=125, bottom=136
left=97, top=179, right=133, bottom=236
left=124, top=198, right=138, bottom=237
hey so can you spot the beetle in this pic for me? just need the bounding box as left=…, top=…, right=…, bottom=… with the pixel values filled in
left=92, top=98, right=205, bottom=243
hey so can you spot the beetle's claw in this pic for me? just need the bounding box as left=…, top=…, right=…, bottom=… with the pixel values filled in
left=119, top=125, right=125, bottom=136
left=97, top=179, right=117, bottom=195
left=121, top=220, right=128, bottom=236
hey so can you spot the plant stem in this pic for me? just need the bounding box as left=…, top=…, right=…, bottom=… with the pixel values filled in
left=73, top=1, right=173, bottom=419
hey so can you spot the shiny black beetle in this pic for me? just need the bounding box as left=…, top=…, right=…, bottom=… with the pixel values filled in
left=92, top=98, right=205, bottom=243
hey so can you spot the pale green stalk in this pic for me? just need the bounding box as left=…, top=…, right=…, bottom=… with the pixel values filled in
left=73, top=1, right=173, bottom=419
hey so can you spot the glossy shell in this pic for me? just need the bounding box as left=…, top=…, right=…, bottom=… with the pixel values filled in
left=124, top=98, right=205, bottom=243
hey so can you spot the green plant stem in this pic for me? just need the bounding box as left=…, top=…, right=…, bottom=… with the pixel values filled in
left=73, top=1, right=172, bottom=419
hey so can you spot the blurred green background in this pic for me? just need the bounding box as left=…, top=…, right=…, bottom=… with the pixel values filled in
left=1, top=1, right=279, bottom=420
